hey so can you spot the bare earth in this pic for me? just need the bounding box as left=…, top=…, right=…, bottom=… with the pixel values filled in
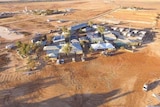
left=0, top=0, right=160, bottom=107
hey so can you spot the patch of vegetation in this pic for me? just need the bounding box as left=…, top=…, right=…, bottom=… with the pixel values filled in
left=61, top=43, right=72, bottom=56
left=20, top=31, right=32, bottom=36
left=16, top=41, right=43, bottom=57
left=122, top=6, right=144, bottom=10
left=32, top=9, right=63, bottom=16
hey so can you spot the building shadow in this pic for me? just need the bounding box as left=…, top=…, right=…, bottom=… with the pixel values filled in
left=3, top=88, right=134, bottom=107
left=147, top=79, right=160, bottom=91
left=0, top=67, right=12, bottom=72
left=0, top=76, right=60, bottom=107
left=0, top=53, right=11, bottom=72
left=113, top=51, right=125, bottom=56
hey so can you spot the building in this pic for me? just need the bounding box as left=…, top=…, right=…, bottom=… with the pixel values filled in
left=52, top=35, right=65, bottom=45
left=59, top=42, right=83, bottom=55
left=70, top=23, right=88, bottom=33
left=104, top=31, right=117, bottom=41
left=71, top=42, right=83, bottom=54
left=43, top=45, right=60, bottom=58
left=91, top=42, right=115, bottom=51
left=87, top=32, right=103, bottom=43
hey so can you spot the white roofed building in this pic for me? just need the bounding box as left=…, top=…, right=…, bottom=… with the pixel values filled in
left=91, top=42, right=115, bottom=51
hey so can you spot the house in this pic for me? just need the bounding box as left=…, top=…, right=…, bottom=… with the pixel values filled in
left=92, top=24, right=98, bottom=29
left=139, top=31, right=147, bottom=35
left=71, top=42, right=83, bottom=54
left=104, top=31, right=117, bottom=41
left=132, top=29, right=139, bottom=34
left=91, top=42, right=115, bottom=51
left=70, top=23, right=88, bottom=32
left=35, top=40, right=47, bottom=46
left=43, top=45, right=60, bottom=58
left=113, top=39, right=131, bottom=48
left=118, top=27, right=125, bottom=32
left=81, top=27, right=93, bottom=32
left=79, top=36, right=89, bottom=43
left=126, top=32, right=134, bottom=37
left=87, top=32, right=103, bottom=43
left=111, top=26, right=118, bottom=31
left=52, top=35, right=65, bottom=45
left=59, top=42, right=83, bottom=55
left=71, top=39, right=79, bottom=43
left=70, top=35, right=78, bottom=40
left=112, top=31, right=124, bottom=39
left=121, top=30, right=128, bottom=36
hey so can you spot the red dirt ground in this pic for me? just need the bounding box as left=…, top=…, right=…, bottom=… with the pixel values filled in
left=0, top=0, right=160, bottom=107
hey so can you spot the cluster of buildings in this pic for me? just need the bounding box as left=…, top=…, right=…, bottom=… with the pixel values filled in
left=30, top=22, right=148, bottom=64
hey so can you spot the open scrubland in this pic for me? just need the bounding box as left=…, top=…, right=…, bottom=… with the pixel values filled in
left=0, top=0, right=160, bottom=107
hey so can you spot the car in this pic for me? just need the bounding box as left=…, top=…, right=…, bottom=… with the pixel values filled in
left=143, top=84, right=148, bottom=91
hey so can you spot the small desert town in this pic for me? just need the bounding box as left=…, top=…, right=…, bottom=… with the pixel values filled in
left=0, top=0, right=160, bottom=107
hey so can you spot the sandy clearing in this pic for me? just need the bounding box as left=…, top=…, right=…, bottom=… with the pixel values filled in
left=0, top=26, right=24, bottom=40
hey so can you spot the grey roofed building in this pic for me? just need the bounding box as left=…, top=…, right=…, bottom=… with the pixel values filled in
left=59, top=42, right=83, bottom=55
left=104, top=31, right=117, bottom=41
left=111, top=26, right=118, bottom=31
left=112, top=31, right=124, bottom=39
left=132, top=29, right=139, bottom=34
left=79, top=36, right=89, bottom=42
left=71, top=42, right=83, bottom=54
left=71, top=39, right=79, bottom=43
left=81, top=27, right=93, bottom=32
left=139, top=30, right=147, bottom=35
left=70, top=23, right=88, bottom=31
left=121, top=30, right=128, bottom=36
left=52, top=35, right=65, bottom=44
left=87, top=32, right=103, bottom=43
left=43, top=45, right=60, bottom=58
left=118, top=27, right=125, bottom=32
left=43, top=45, right=60, bottom=51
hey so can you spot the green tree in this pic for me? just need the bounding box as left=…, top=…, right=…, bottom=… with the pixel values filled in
left=62, top=26, right=71, bottom=38
left=88, top=21, right=93, bottom=27
left=97, top=26, right=105, bottom=35
left=16, top=41, right=22, bottom=48
left=25, top=44, right=31, bottom=54
left=61, top=43, right=72, bottom=56
left=62, top=26, right=68, bottom=33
